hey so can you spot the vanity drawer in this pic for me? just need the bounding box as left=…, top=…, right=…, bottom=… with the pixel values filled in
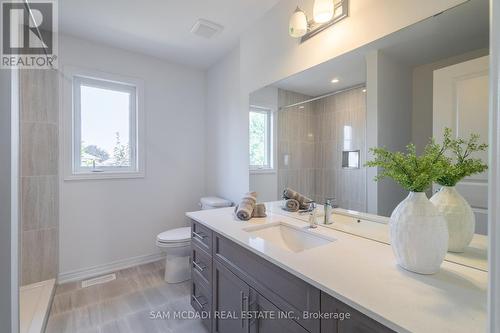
left=191, top=271, right=212, bottom=332
left=192, top=242, right=212, bottom=287
left=320, top=292, right=395, bottom=333
left=214, top=233, right=320, bottom=333
left=191, top=220, right=213, bottom=253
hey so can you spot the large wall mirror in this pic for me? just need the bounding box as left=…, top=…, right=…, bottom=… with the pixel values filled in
left=248, top=0, right=488, bottom=271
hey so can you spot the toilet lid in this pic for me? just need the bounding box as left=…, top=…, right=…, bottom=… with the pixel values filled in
left=157, top=227, right=191, bottom=243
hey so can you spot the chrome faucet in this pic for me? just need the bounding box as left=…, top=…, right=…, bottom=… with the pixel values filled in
left=307, top=202, right=318, bottom=228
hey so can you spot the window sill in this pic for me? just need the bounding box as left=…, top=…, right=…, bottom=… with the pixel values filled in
left=249, top=168, right=276, bottom=175
left=64, top=171, right=145, bottom=181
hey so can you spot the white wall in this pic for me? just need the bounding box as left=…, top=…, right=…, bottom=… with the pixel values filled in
left=249, top=86, right=279, bottom=202
left=205, top=47, right=248, bottom=203
left=59, top=35, right=206, bottom=277
left=412, top=48, right=489, bottom=154
left=240, top=0, right=466, bottom=94
left=204, top=0, right=466, bottom=205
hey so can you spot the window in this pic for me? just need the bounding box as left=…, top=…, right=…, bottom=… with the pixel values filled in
left=71, top=75, right=142, bottom=177
left=249, top=107, right=273, bottom=170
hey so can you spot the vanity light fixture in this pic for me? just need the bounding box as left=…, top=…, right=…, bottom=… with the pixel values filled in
left=289, top=0, right=349, bottom=42
left=289, top=7, right=308, bottom=38
left=362, top=88, right=367, bottom=93
left=331, top=78, right=340, bottom=83
left=313, top=0, right=335, bottom=23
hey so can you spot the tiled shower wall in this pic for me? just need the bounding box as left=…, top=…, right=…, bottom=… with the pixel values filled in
left=20, top=69, right=59, bottom=285
left=277, top=87, right=367, bottom=211
left=277, top=89, right=315, bottom=200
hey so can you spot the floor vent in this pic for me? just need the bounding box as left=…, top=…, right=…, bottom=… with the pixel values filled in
left=81, top=273, right=116, bottom=288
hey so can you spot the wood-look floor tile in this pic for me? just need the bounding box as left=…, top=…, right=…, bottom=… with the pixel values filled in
left=143, top=286, right=169, bottom=308
left=47, top=260, right=195, bottom=333
left=98, top=296, right=131, bottom=325
left=45, top=311, right=74, bottom=333
left=51, top=291, right=74, bottom=315
left=99, top=318, right=131, bottom=333
left=125, top=309, right=170, bottom=333
left=137, top=262, right=159, bottom=274
left=98, top=278, right=136, bottom=301
left=119, top=290, right=150, bottom=314
left=116, top=266, right=140, bottom=280
left=71, top=285, right=101, bottom=309
left=131, top=271, right=165, bottom=290
left=73, top=303, right=101, bottom=332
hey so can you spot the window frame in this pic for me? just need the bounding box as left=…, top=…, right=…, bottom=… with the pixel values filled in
left=249, top=106, right=274, bottom=172
left=62, top=66, right=145, bottom=180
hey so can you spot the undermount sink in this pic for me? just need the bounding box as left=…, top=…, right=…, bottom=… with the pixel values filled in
left=243, top=222, right=335, bottom=253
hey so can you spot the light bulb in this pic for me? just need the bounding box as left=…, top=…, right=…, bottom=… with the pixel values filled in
left=289, top=7, right=308, bottom=38
left=313, top=0, right=334, bottom=23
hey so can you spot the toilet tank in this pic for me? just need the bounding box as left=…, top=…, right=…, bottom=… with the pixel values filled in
left=200, top=196, right=232, bottom=210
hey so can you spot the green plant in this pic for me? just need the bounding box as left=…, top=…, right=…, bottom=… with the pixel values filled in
left=436, top=129, right=488, bottom=186
left=365, top=140, right=447, bottom=192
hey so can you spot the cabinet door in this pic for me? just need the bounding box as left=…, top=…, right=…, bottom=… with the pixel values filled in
left=250, top=291, right=309, bottom=333
left=321, top=293, right=394, bottom=333
left=213, top=260, right=250, bottom=333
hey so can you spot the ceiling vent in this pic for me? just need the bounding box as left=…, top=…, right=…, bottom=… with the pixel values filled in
left=191, top=19, right=224, bottom=39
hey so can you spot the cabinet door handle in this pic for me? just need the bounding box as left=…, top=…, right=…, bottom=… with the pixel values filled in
left=192, top=295, right=207, bottom=309
left=192, top=231, right=207, bottom=241
left=241, top=292, right=249, bottom=328
left=192, top=260, right=206, bottom=272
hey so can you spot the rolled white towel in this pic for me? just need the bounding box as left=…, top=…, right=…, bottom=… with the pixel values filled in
left=252, top=203, right=267, bottom=218
left=283, top=188, right=313, bottom=209
left=234, top=192, right=257, bottom=221
left=282, top=199, right=300, bottom=212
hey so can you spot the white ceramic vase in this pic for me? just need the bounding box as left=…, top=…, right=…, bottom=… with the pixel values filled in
left=390, top=192, right=449, bottom=274
left=430, top=186, right=475, bottom=253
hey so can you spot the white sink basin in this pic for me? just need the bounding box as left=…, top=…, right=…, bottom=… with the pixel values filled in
left=243, top=222, right=335, bottom=253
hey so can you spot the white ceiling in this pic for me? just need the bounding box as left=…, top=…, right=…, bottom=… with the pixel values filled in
left=274, top=0, right=488, bottom=97
left=59, top=0, right=281, bottom=69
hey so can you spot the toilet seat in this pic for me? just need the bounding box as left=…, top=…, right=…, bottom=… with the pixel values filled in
left=157, top=227, right=191, bottom=244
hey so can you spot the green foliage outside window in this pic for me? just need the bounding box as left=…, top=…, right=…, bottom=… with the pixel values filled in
left=249, top=111, right=267, bottom=167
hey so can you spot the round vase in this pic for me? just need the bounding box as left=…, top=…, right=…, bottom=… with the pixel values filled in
left=390, top=192, right=449, bottom=274
left=430, top=186, right=475, bottom=253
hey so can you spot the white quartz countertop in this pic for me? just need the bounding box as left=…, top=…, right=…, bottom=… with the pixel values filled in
left=186, top=202, right=487, bottom=333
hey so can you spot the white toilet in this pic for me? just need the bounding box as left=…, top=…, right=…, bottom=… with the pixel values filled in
left=157, top=196, right=232, bottom=283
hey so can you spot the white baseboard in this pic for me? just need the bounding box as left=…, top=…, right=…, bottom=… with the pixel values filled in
left=57, top=252, right=165, bottom=284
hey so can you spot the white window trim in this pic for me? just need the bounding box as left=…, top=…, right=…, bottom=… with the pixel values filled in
left=62, top=65, right=145, bottom=180
left=249, top=106, right=274, bottom=173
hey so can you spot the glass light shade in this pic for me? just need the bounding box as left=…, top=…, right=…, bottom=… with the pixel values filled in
left=313, top=0, right=334, bottom=23
left=289, top=7, right=308, bottom=38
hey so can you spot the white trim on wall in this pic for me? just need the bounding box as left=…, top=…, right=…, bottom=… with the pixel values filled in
left=489, top=0, right=500, bottom=331
left=57, top=252, right=165, bottom=284
left=60, top=65, right=146, bottom=181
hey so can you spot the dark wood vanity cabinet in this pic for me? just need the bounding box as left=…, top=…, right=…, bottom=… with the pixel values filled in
left=190, top=220, right=394, bottom=333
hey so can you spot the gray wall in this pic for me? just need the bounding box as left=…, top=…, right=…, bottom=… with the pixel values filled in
left=20, top=69, right=59, bottom=285
left=0, top=69, right=16, bottom=333
left=366, top=51, right=413, bottom=217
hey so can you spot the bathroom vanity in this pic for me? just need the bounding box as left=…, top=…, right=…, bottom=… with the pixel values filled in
left=186, top=206, right=487, bottom=333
